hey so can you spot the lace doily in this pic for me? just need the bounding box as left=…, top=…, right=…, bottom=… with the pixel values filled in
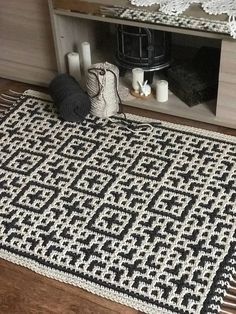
left=130, top=0, right=236, bottom=38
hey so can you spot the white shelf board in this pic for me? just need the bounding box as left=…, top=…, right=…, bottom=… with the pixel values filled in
left=124, top=93, right=235, bottom=128
left=119, top=72, right=216, bottom=123
left=53, top=8, right=229, bottom=40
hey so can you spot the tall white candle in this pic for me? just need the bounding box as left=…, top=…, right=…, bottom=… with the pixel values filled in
left=156, top=80, right=169, bottom=102
left=67, top=52, right=81, bottom=82
left=81, top=42, right=92, bottom=74
left=132, top=68, right=144, bottom=93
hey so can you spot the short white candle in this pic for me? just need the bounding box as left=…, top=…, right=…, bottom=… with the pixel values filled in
left=81, top=42, right=92, bottom=74
left=156, top=80, right=169, bottom=102
left=132, top=68, right=144, bottom=93
left=67, top=52, right=81, bottom=82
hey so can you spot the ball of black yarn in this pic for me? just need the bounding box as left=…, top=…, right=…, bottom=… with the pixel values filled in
left=49, top=74, right=91, bottom=122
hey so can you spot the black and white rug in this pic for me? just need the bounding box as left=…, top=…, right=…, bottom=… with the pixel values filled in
left=0, top=90, right=235, bottom=314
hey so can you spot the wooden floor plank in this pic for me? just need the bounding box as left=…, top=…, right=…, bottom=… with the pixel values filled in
left=0, top=78, right=235, bottom=314
left=0, top=259, right=135, bottom=314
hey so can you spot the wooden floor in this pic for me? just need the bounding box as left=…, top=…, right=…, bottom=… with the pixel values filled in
left=0, top=78, right=235, bottom=314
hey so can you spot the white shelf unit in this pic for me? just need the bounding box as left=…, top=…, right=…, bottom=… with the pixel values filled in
left=48, top=2, right=236, bottom=129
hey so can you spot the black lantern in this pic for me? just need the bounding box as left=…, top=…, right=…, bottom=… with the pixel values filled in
left=115, top=25, right=171, bottom=83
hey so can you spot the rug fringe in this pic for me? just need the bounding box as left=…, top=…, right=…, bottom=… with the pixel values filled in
left=0, top=95, right=16, bottom=103
left=225, top=293, right=236, bottom=300
left=220, top=310, right=234, bottom=314
left=9, top=89, right=23, bottom=95
left=231, top=278, right=236, bottom=285
left=0, top=89, right=23, bottom=120
left=218, top=273, right=236, bottom=314
left=229, top=286, right=236, bottom=294
left=222, top=301, right=236, bottom=309
left=0, top=103, right=11, bottom=108
left=1, top=93, right=19, bottom=100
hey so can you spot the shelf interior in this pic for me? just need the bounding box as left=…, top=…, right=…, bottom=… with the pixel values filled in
left=51, top=13, right=236, bottom=128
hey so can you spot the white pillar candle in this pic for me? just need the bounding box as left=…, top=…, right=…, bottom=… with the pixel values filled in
left=156, top=80, right=169, bottom=102
left=67, top=52, right=81, bottom=82
left=81, top=41, right=92, bottom=74
left=132, top=68, right=144, bottom=93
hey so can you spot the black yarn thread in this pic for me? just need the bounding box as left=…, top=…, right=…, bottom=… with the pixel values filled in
left=49, top=74, right=91, bottom=122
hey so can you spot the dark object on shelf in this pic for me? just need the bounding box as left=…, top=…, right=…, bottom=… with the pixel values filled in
left=115, top=25, right=171, bottom=84
left=167, top=47, right=220, bottom=107
left=49, top=74, right=91, bottom=122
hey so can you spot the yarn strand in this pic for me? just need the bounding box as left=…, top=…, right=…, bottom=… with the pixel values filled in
left=87, top=62, right=160, bottom=132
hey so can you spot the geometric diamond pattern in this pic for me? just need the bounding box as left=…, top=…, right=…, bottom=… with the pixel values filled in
left=71, top=165, right=116, bottom=198
left=87, top=203, right=138, bottom=240
left=2, top=148, right=46, bottom=175
left=148, top=187, right=197, bottom=221
left=58, top=135, right=100, bottom=161
left=127, top=152, right=172, bottom=180
left=12, top=181, right=58, bottom=213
